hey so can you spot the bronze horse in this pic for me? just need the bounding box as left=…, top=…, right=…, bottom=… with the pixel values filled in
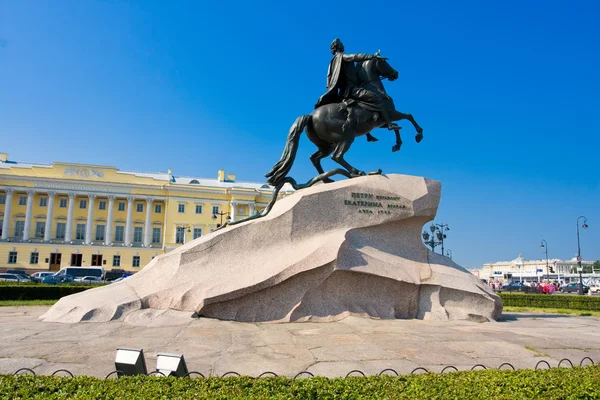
left=266, top=58, right=423, bottom=187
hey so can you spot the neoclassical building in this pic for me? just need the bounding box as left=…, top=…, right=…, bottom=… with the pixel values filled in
left=0, top=152, right=292, bottom=273
left=481, top=254, right=596, bottom=282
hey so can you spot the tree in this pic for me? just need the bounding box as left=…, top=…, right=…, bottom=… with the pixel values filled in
left=593, top=260, right=600, bottom=273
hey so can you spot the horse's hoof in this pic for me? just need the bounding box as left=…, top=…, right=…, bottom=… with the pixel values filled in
left=392, top=144, right=402, bottom=152
left=322, top=178, right=334, bottom=184
left=415, top=133, right=423, bottom=143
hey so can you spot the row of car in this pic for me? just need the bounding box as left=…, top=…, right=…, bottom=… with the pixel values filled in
left=0, top=268, right=130, bottom=285
left=501, top=281, right=599, bottom=294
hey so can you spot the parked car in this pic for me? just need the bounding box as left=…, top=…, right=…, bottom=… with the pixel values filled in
left=42, top=274, right=75, bottom=285
left=502, top=282, right=525, bottom=291
left=5, top=269, right=31, bottom=279
left=0, top=273, right=32, bottom=283
left=30, top=272, right=56, bottom=283
left=560, top=283, right=590, bottom=294
left=587, top=283, right=600, bottom=294
left=109, top=276, right=130, bottom=284
left=74, top=276, right=103, bottom=284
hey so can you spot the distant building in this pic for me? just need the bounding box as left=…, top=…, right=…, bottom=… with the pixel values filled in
left=481, top=254, right=596, bottom=282
left=0, top=152, right=293, bottom=273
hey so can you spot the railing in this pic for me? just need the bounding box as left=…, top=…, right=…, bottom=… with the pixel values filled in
left=0, top=238, right=162, bottom=248
left=10, top=357, right=595, bottom=378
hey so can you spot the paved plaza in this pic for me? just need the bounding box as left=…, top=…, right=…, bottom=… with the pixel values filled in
left=1, top=307, right=599, bottom=378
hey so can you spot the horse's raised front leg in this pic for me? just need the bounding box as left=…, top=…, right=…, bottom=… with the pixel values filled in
left=390, top=110, right=424, bottom=143
left=391, top=128, right=403, bottom=152
left=331, top=137, right=365, bottom=177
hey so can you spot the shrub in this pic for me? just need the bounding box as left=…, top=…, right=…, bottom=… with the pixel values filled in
left=0, top=285, right=97, bottom=301
left=498, top=292, right=600, bottom=311
left=0, top=365, right=599, bottom=399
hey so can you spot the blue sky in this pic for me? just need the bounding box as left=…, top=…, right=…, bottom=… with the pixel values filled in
left=1, top=1, right=598, bottom=269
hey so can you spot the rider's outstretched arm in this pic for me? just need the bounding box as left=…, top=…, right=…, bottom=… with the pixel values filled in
left=342, top=53, right=376, bottom=62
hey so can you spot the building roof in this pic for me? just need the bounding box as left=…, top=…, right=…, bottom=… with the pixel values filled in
left=0, top=155, right=294, bottom=192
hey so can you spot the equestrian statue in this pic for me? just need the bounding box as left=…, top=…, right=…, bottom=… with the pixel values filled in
left=228, top=39, right=424, bottom=227
left=265, top=38, right=424, bottom=188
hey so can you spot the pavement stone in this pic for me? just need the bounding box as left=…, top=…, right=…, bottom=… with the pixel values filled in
left=0, top=307, right=599, bottom=377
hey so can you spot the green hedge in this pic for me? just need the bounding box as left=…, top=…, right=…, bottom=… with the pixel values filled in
left=0, top=285, right=97, bottom=301
left=498, top=292, right=600, bottom=311
left=1, top=365, right=599, bottom=399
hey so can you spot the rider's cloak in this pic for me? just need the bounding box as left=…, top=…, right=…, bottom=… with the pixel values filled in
left=314, top=53, right=344, bottom=109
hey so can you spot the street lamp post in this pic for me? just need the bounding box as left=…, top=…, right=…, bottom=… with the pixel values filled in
left=540, top=239, right=548, bottom=281
left=421, top=223, right=449, bottom=254
left=576, top=216, right=588, bottom=295
left=212, top=211, right=231, bottom=228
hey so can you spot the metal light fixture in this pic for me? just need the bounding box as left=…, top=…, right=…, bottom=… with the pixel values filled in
left=422, top=232, right=429, bottom=241
left=115, top=347, right=147, bottom=376
left=156, top=353, right=188, bottom=377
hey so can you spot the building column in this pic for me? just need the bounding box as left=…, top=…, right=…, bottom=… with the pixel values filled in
left=144, top=198, right=153, bottom=247
left=105, top=196, right=115, bottom=245
left=43, top=192, right=56, bottom=242
left=85, top=194, right=96, bottom=244
left=22, top=190, right=35, bottom=240
left=124, top=196, right=134, bottom=246
left=64, top=192, right=76, bottom=242
left=1, top=188, right=14, bottom=240
left=230, top=201, right=237, bottom=222
left=249, top=203, right=255, bottom=216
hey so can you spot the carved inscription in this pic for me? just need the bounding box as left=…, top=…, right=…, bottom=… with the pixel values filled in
left=64, top=168, right=104, bottom=178
left=343, top=192, right=407, bottom=216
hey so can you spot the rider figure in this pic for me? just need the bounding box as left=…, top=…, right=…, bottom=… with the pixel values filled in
left=314, top=38, right=399, bottom=137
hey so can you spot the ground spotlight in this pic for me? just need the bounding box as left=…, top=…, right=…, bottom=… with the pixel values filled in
left=115, top=347, right=147, bottom=376
left=156, top=352, right=188, bottom=377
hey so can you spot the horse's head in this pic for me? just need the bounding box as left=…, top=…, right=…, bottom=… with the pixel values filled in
left=356, top=57, right=398, bottom=84
left=373, top=58, right=398, bottom=81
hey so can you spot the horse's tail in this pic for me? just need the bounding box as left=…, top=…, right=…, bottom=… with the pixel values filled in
left=265, top=114, right=311, bottom=187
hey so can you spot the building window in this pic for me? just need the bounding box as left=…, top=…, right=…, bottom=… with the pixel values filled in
left=136, top=203, right=144, bottom=213
left=19, top=196, right=27, bottom=206
left=95, top=225, right=105, bottom=241
left=34, top=222, right=45, bottom=238
left=193, top=228, right=202, bottom=239
left=133, top=227, right=143, bottom=243
left=14, top=221, right=25, bottom=238
left=152, top=227, right=161, bottom=243
left=113, top=255, right=121, bottom=267
left=39, top=197, right=48, bottom=207
left=59, top=198, right=67, bottom=208
left=79, top=199, right=87, bottom=209
left=178, top=203, right=185, bottom=213
left=0, top=195, right=5, bottom=204
left=118, top=202, right=125, bottom=211
left=75, top=224, right=86, bottom=240
left=8, top=251, right=17, bottom=264
left=132, top=256, right=140, bottom=268
left=114, top=226, right=124, bottom=242
left=99, top=201, right=106, bottom=210
left=56, top=222, right=66, bottom=239
left=175, top=227, right=185, bottom=244
left=30, top=252, right=39, bottom=264
left=212, top=206, right=220, bottom=215
left=154, top=204, right=162, bottom=214
left=195, top=205, right=203, bottom=214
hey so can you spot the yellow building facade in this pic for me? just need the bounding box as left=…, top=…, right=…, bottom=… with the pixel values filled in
left=0, top=153, right=290, bottom=273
